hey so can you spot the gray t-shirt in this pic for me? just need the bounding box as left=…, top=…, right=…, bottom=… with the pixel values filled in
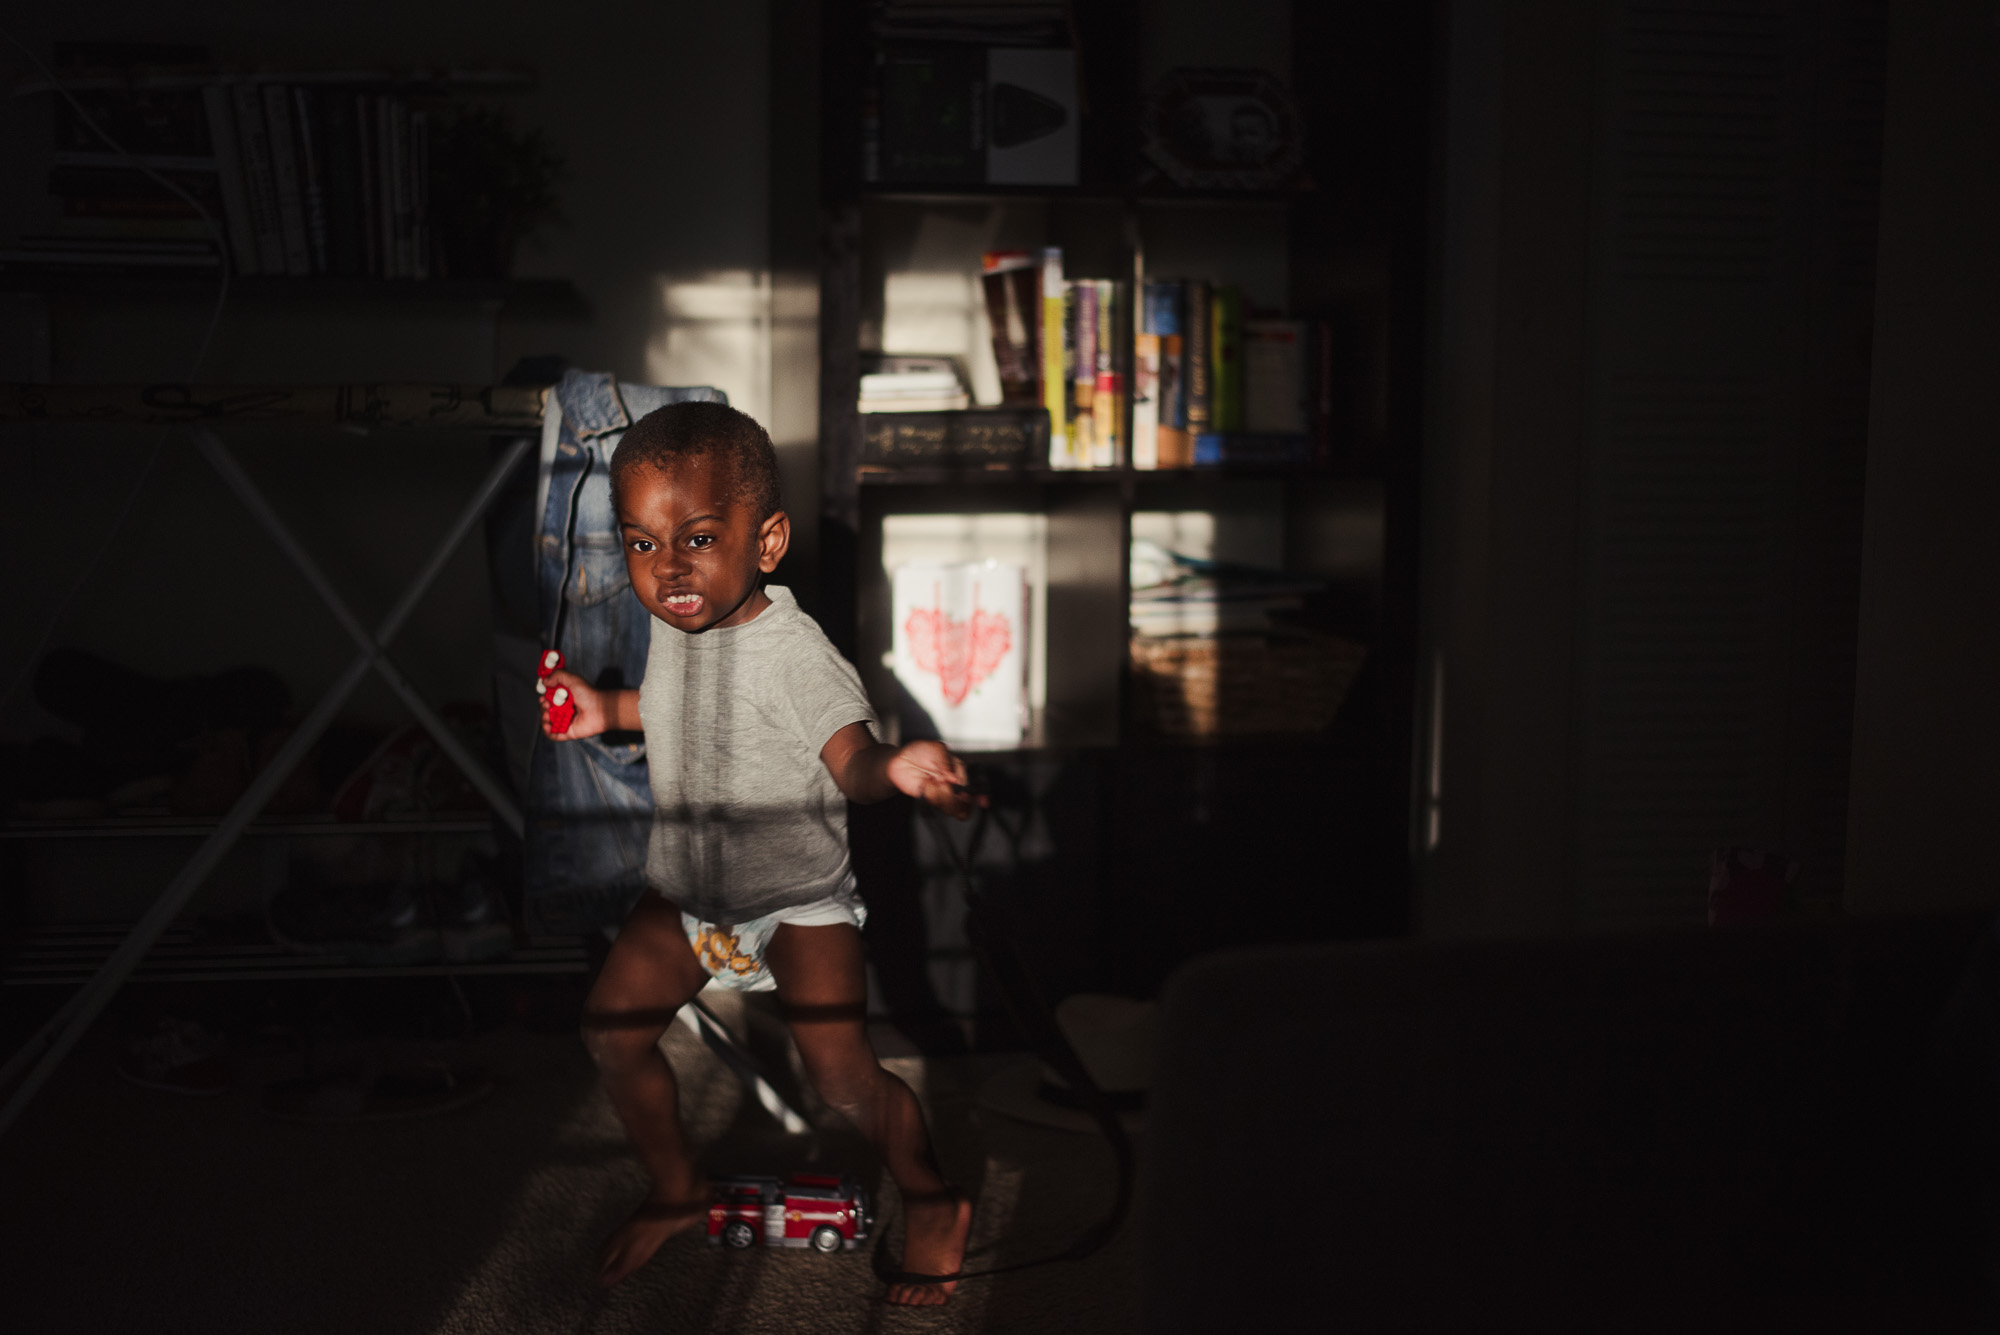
left=637, top=585, right=877, bottom=922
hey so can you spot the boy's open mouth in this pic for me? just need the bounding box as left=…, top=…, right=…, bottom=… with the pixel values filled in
left=661, top=592, right=705, bottom=618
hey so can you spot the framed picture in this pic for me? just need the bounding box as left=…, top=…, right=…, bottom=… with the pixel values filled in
left=1140, top=68, right=1304, bottom=192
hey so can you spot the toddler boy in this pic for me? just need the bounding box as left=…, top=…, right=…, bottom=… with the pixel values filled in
left=543, top=401, right=972, bottom=1304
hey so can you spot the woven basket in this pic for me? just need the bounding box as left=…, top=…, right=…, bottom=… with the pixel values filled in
left=1129, top=633, right=1368, bottom=739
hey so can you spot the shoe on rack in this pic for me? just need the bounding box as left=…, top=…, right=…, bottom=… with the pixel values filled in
left=337, top=883, right=444, bottom=966
left=268, top=880, right=443, bottom=966
left=117, top=1018, right=230, bottom=1096
left=439, top=862, right=515, bottom=964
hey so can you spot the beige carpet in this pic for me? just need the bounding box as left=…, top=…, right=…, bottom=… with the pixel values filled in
left=0, top=1001, right=1137, bottom=1334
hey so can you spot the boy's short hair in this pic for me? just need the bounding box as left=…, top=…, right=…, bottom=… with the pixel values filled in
left=610, top=401, right=782, bottom=520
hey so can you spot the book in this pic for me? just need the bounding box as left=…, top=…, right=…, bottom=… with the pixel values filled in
left=1069, top=279, right=1097, bottom=464
left=1156, top=334, right=1190, bottom=466
left=261, top=85, right=312, bottom=276
left=319, top=93, right=365, bottom=277
left=876, top=44, right=986, bottom=184
left=860, top=370, right=971, bottom=413
left=356, top=95, right=381, bottom=277
left=410, top=109, right=431, bottom=279
left=1143, top=280, right=1183, bottom=338
left=200, top=84, right=258, bottom=274
left=980, top=251, right=1041, bottom=404
left=1243, top=319, right=1308, bottom=433
left=230, top=84, right=286, bottom=273
left=860, top=408, right=1050, bottom=468
left=1133, top=333, right=1161, bottom=470
left=1142, top=280, right=1188, bottom=467
left=1183, top=280, right=1212, bottom=434
left=1039, top=248, right=1068, bottom=468
left=0, top=244, right=220, bottom=271
left=386, top=98, right=412, bottom=277
left=1192, top=432, right=1311, bottom=467
left=292, top=88, right=329, bottom=274
left=1092, top=278, right=1120, bottom=467
left=1210, top=285, right=1242, bottom=432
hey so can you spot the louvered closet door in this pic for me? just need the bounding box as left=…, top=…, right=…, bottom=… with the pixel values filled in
left=1574, top=0, right=1883, bottom=926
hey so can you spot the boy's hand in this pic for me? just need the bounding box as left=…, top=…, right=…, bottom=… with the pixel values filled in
left=885, top=740, right=976, bottom=819
left=540, top=670, right=609, bottom=740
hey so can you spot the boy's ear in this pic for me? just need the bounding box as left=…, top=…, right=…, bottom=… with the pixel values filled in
left=756, top=510, right=791, bottom=573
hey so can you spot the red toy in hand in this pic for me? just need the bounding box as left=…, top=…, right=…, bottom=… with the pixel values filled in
left=546, top=685, right=577, bottom=735
left=535, top=648, right=564, bottom=697
left=537, top=648, right=577, bottom=733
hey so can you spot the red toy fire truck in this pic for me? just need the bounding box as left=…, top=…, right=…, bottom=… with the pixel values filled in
left=707, top=1173, right=873, bottom=1253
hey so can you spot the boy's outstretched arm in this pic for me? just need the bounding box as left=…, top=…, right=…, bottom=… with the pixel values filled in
left=541, top=671, right=640, bottom=739
left=821, top=723, right=976, bottom=819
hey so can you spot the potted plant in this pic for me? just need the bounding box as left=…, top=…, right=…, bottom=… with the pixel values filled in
left=429, top=106, right=565, bottom=279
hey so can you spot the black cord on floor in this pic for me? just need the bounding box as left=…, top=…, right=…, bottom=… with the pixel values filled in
left=869, top=796, right=1135, bottom=1285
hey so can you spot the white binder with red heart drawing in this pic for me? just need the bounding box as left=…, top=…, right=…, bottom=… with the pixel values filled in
left=890, top=560, right=1030, bottom=748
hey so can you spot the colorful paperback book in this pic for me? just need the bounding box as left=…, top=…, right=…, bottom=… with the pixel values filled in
left=1069, top=280, right=1097, bottom=465
left=1039, top=248, right=1070, bottom=467
left=1183, top=280, right=1212, bottom=434
left=1210, top=286, right=1242, bottom=433
left=981, top=251, right=1041, bottom=404
left=1192, top=432, right=1311, bottom=467
left=1156, top=335, right=1190, bottom=466
left=1092, top=278, right=1120, bottom=467
left=1133, top=333, right=1161, bottom=470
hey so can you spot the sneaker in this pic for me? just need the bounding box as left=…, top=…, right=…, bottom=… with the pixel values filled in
left=118, top=1019, right=230, bottom=1096
left=438, top=865, right=515, bottom=964
left=269, top=881, right=442, bottom=965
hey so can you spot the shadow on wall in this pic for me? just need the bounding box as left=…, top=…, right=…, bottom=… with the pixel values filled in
left=646, top=268, right=821, bottom=608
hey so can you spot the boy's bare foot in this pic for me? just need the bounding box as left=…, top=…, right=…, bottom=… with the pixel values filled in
left=885, top=1188, right=973, bottom=1307
left=598, top=1193, right=709, bottom=1286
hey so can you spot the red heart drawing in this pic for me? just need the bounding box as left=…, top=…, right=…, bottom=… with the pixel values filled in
left=904, top=584, right=1013, bottom=707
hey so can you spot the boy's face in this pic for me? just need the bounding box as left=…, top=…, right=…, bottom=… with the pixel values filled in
left=615, top=455, right=788, bottom=632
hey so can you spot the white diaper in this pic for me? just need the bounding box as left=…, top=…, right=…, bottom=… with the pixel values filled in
left=680, top=886, right=868, bottom=992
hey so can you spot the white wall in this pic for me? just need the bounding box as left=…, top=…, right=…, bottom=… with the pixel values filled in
left=1844, top=0, right=2000, bottom=915
left=0, top=2, right=777, bottom=736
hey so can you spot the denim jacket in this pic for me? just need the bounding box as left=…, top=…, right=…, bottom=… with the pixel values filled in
left=524, top=370, right=726, bottom=931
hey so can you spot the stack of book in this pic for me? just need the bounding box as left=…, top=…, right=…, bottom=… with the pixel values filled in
left=1127, top=537, right=1366, bottom=739
left=859, top=356, right=971, bottom=413
left=982, top=247, right=1124, bottom=469
left=1134, top=279, right=1322, bottom=469
left=0, top=235, right=223, bottom=276
left=861, top=263, right=1340, bottom=477
left=1127, top=539, right=1323, bottom=637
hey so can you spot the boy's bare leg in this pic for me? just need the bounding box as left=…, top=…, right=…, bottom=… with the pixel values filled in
left=766, top=921, right=972, bottom=1307
left=582, top=894, right=713, bottom=1286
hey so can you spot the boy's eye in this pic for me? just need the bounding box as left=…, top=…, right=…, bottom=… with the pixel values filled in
left=688, top=534, right=715, bottom=550
left=630, top=539, right=656, bottom=554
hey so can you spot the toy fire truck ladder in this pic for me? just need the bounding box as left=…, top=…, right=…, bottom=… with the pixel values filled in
left=0, top=383, right=807, bottom=1139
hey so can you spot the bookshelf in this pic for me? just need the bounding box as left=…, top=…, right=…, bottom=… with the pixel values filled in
left=0, top=272, right=585, bottom=315
left=811, top=1, right=1430, bottom=1001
